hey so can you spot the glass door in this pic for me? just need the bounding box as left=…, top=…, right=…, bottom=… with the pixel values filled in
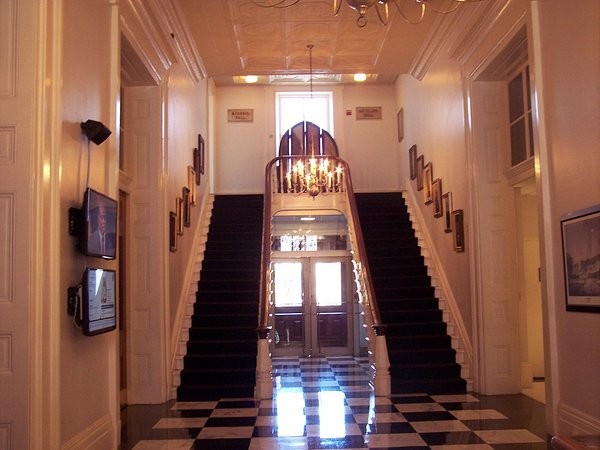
left=272, top=257, right=352, bottom=357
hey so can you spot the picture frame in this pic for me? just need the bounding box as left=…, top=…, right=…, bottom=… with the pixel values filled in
left=169, top=211, right=177, bottom=252
left=397, top=108, right=404, bottom=142
left=182, top=187, right=191, bottom=228
left=176, top=197, right=183, bottom=235
left=409, top=144, right=417, bottom=180
left=188, top=165, right=197, bottom=206
left=442, top=192, right=453, bottom=233
left=423, top=162, right=433, bottom=205
left=452, top=209, right=465, bottom=252
left=198, top=134, right=205, bottom=175
left=560, top=204, right=600, bottom=312
left=416, top=155, right=424, bottom=191
left=193, top=147, right=201, bottom=185
left=432, top=178, right=443, bottom=218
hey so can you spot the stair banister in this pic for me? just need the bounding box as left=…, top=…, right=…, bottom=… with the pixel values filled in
left=258, top=155, right=390, bottom=397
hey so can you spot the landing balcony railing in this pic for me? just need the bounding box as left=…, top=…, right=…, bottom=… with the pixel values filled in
left=255, top=155, right=390, bottom=399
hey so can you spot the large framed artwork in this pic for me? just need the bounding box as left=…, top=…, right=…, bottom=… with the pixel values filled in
left=560, top=204, right=600, bottom=312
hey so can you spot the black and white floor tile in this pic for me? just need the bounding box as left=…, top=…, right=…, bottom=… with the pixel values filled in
left=120, top=356, right=550, bottom=449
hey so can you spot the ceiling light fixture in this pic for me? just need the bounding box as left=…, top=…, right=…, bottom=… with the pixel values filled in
left=354, top=73, right=367, bottom=82
left=253, top=0, right=486, bottom=28
left=244, top=75, right=258, bottom=83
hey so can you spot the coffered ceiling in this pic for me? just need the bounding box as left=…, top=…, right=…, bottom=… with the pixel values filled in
left=174, top=0, right=448, bottom=85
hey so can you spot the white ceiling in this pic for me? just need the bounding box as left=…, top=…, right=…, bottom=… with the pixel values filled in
left=174, top=0, right=448, bottom=86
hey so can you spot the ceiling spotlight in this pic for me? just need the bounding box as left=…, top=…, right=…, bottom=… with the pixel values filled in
left=354, top=73, right=367, bottom=82
left=244, top=75, right=258, bottom=83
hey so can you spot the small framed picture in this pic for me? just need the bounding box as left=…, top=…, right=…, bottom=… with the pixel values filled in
left=452, top=209, right=465, bottom=252
left=188, top=165, right=197, bottom=206
left=432, top=178, right=443, bottom=218
left=397, top=108, right=404, bottom=142
left=198, top=133, right=205, bottom=175
left=193, top=147, right=201, bottom=185
left=169, top=211, right=177, bottom=252
left=416, top=155, right=424, bottom=191
left=182, top=187, right=191, bottom=227
left=176, top=197, right=183, bottom=235
left=409, top=145, right=417, bottom=180
left=560, top=204, right=600, bottom=312
left=442, top=192, right=453, bottom=232
left=423, top=162, right=433, bottom=205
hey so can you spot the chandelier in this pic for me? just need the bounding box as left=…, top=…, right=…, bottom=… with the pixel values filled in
left=286, top=157, right=344, bottom=198
left=252, top=0, right=486, bottom=28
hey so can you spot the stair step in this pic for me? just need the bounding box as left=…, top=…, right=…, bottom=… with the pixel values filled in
left=191, top=313, right=258, bottom=328
left=194, top=301, right=258, bottom=315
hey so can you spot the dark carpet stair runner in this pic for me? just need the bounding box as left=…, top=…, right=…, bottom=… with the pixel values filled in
left=176, top=194, right=264, bottom=401
left=355, top=192, right=466, bottom=394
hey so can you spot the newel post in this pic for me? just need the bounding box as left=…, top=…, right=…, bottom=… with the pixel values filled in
left=255, top=326, right=273, bottom=399
left=372, top=324, right=390, bottom=396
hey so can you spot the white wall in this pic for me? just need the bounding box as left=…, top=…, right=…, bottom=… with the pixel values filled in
left=59, top=0, right=119, bottom=447
left=214, top=84, right=400, bottom=194
left=395, top=61, right=473, bottom=339
left=534, top=0, right=600, bottom=433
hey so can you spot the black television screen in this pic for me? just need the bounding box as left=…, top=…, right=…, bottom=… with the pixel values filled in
left=81, top=268, right=117, bottom=336
left=82, top=188, right=117, bottom=259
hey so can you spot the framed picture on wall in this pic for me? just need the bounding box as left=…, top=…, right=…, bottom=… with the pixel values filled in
left=176, top=197, right=184, bottom=235
left=409, top=145, right=417, bottom=180
left=432, top=178, right=443, bottom=217
left=198, top=134, right=205, bottom=175
left=442, top=192, right=453, bottom=232
left=397, top=108, right=404, bottom=142
left=560, top=204, right=600, bottom=312
left=423, top=162, right=433, bottom=205
left=193, top=147, right=201, bottom=185
left=452, top=209, right=465, bottom=252
left=188, top=165, right=197, bottom=206
left=169, top=211, right=177, bottom=252
left=416, top=155, right=424, bottom=191
left=183, top=187, right=191, bottom=228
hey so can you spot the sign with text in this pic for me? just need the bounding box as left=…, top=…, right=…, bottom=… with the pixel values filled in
left=228, top=109, right=254, bottom=122
left=356, top=106, right=382, bottom=120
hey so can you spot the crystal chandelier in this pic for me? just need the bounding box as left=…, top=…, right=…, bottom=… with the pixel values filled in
left=252, top=0, right=486, bottom=28
left=285, top=157, right=344, bottom=198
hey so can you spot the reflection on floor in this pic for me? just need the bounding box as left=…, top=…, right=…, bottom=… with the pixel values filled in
left=121, top=356, right=551, bottom=449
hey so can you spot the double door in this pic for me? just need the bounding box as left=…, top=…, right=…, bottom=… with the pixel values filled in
left=271, top=257, right=353, bottom=357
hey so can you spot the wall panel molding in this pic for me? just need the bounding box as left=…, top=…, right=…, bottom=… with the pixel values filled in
left=0, top=127, right=16, bottom=164
left=0, top=193, right=14, bottom=303
left=0, top=0, right=17, bottom=97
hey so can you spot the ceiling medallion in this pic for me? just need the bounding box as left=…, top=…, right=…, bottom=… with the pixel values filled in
left=252, top=0, right=486, bottom=28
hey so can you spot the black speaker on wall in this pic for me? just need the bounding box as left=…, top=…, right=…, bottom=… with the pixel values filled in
left=80, top=119, right=112, bottom=145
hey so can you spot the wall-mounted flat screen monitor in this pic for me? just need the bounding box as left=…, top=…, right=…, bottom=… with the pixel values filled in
left=81, top=268, right=117, bottom=336
left=81, top=188, right=117, bottom=259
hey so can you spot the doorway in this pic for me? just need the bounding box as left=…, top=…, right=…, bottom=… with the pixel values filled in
left=271, top=257, right=354, bottom=357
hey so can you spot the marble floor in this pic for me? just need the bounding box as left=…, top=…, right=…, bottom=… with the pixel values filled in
left=120, top=356, right=551, bottom=449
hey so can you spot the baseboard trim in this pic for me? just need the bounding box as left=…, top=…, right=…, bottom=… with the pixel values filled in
left=61, top=413, right=115, bottom=450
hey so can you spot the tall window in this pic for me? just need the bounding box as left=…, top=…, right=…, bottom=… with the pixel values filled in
left=508, top=65, right=534, bottom=166
left=276, top=92, right=333, bottom=154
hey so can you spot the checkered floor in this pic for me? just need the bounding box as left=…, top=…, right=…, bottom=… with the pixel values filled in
left=121, top=356, right=550, bottom=449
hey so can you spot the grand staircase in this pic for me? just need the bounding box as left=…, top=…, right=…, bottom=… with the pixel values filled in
left=355, top=192, right=466, bottom=394
left=176, top=194, right=263, bottom=401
